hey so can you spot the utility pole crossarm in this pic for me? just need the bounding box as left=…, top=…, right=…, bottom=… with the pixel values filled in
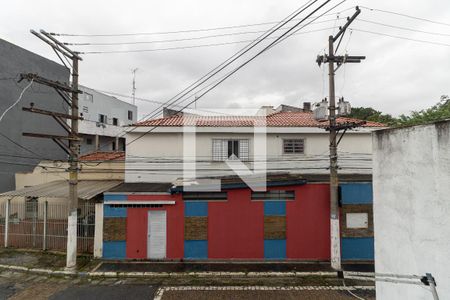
left=22, top=107, right=84, bottom=120
left=19, top=73, right=81, bottom=94
left=333, top=6, right=361, bottom=42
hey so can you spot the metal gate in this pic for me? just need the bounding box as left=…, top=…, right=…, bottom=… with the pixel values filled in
left=0, top=200, right=95, bottom=253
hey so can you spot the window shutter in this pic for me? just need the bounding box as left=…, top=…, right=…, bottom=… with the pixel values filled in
left=212, top=139, right=228, bottom=161
left=239, top=139, right=249, bottom=161
left=222, top=140, right=228, bottom=160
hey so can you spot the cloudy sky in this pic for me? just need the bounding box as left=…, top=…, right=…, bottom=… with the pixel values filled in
left=1, top=0, right=449, bottom=119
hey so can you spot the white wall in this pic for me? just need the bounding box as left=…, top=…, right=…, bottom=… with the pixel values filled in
left=79, top=86, right=137, bottom=127
left=373, top=121, right=450, bottom=299
left=126, top=129, right=374, bottom=182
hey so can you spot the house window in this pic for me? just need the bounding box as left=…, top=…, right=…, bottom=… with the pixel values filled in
left=346, top=213, right=369, bottom=229
left=112, top=118, right=118, bottom=126
left=86, top=138, right=93, bottom=145
left=251, top=190, right=295, bottom=200
left=98, top=114, right=107, bottom=123
left=183, top=192, right=227, bottom=201
left=212, top=139, right=249, bottom=161
left=25, top=197, right=38, bottom=219
left=127, top=110, right=133, bottom=121
left=283, top=139, right=305, bottom=154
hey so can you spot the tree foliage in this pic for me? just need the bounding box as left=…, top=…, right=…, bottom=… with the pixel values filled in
left=396, top=95, right=450, bottom=126
left=348, top=107, right=397, bottom=125
left=348, top=95, right=450, bottom=127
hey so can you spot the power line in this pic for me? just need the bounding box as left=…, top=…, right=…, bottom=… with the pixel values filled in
left=351, top=28, right=450, bottom=47
left=134, top=0, right=338, bottom=123
left=125, top=0, right=342, bottom=148
left=0, top=131, right=47, bottom=160
left=93, top=89, right=231, bottom=115
left=66, top=19, right=338, bottom=46
left=80, top=26, right=335, bottom=54
left=0, top=80, right=34, bottom=123
left=90, top=0, right=326, bottom=153
left=50, top=7, right=356, bottom=38
left=357, top=19, right=450, bottom=37
left=360, top=5, right=450, bottom=28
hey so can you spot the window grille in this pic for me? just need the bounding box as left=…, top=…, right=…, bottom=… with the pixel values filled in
left=212, top=139, right=249, bottom=161
left=283, top=139, right=305, bottom=154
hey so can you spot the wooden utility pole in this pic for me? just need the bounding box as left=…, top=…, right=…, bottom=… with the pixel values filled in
left=316, top=7, right=365, bottom=271
left=21, top=29, right=82, bottom=269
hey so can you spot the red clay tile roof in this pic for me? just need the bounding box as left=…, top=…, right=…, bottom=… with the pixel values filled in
left=80, top=151, right=125, bottom=161
left=133, top=111, right=385, bottom=128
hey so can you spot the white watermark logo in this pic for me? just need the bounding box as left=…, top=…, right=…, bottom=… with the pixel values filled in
left=182, top=110, right=267, bottom=192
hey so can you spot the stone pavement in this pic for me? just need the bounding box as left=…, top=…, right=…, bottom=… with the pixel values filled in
left=0, top=250, right=375, bottom=299
left=0, top=270, right=375, bottom=300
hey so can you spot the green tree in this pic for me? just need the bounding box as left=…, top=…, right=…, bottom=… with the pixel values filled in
left=348, top=107, right=396, bottom=125
left=396, top=95, right=450, bottom=126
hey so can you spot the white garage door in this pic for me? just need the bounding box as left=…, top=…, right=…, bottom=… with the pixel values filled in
left=147, top=210, right=167, bottom=259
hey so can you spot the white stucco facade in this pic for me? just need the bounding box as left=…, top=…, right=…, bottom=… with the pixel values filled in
left=373, top=120, right=450, bottom=299
left=125, top=126, right=376, bottom=182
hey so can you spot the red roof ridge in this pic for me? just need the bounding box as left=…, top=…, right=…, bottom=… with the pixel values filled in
left=132, top=111, right=386, bottom=128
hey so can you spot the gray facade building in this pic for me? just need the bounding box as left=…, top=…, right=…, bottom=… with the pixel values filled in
left=0, top=38, right=69, bottom=192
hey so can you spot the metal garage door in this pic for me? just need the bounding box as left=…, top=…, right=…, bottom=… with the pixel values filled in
left=147, top=211, right=167, bottom=259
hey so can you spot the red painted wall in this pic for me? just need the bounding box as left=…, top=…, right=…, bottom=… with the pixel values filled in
left=121, top=183, right=330, bottom=261
left=208, top=189, right=265, bottom=259
left=286, top=184, right=330, bottom=259
left=126, top=194, right=184, bottom=259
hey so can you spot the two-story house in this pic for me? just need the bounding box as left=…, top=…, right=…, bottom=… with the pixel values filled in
left=124, top=104, right=384, bottom=183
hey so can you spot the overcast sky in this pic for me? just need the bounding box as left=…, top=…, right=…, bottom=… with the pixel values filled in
left=1, top=0, right=449, bottom=119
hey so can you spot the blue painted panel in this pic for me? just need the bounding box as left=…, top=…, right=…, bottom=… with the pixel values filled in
left=104, top=194, right=127, bottom=202
left=103, top=241, right=126, bottom=259
left=185, top=202, right=208, bottom=217
left=184, top=240, right=208, bottom=259
left=264, top=201, right=286, bottom=216
left=264, top=240, right=286, bottom=259
left=340, top=183, right=373, bottom=204
left=104, top=205, right=127, bottom=218
left=342, top=238, right=374, bottom=260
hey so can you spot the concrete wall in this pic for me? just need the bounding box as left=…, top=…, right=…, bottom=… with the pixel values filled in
left=373, top=120, right=450, bottom=299
left=0, top=39, right=69, bottom=192
left=125, top=130, right=374, bottom=182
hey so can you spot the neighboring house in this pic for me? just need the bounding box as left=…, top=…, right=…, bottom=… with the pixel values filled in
left=100, top=173, right=374, bottom=261
left=15, top=151, right=125, bottom=189
left=0, top=38, right=69, bottom=192
left=125, top=104, right=384, bottom=183
left=0, top=151, right=125, bottom=254
left=78, top=87, right=137, bottom=154
left=373, top=120, right=450, bottom=299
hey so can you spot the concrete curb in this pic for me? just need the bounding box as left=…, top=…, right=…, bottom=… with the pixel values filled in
left=0, top=264, right=339, bottom=278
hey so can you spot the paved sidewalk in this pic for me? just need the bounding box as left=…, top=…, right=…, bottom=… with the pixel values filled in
left=96, top=261, right=374, bottom=273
